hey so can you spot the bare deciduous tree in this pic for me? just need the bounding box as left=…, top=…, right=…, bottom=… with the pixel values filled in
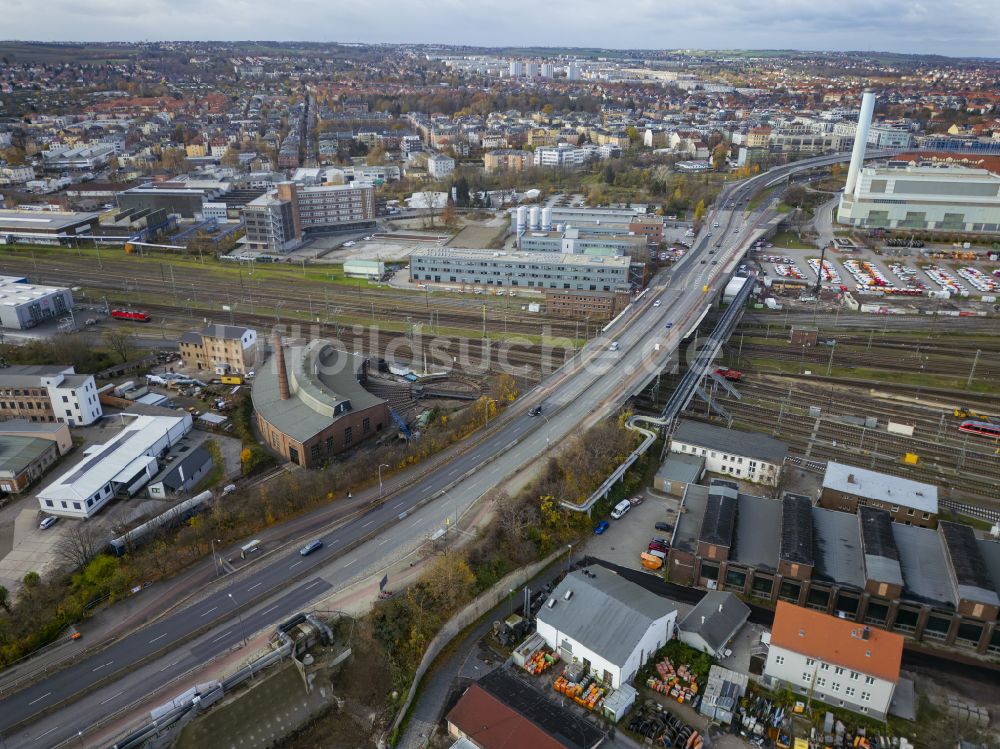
left=103, top=329, right=138, bottom=364
left=55, top=522, right=106, bottom=570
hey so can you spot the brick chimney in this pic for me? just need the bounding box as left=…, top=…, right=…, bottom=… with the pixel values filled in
left=272, top=330, right=290, bottom=401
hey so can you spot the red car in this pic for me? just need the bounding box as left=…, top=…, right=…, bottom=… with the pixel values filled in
left=714, top=367, right=742, bottom=382
left=648, top=538, right=670, bottom=553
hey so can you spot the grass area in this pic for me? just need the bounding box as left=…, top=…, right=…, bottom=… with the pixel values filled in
left=768, top=230, right=814, bottom=249
left=747, top=185, right=778, bottom=211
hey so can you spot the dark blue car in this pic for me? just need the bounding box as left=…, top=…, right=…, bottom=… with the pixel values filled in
left=594, top=520, right=610, bottom=535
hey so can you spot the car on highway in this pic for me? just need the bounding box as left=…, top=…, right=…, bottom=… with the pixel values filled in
left=299, top=539, right=323, bottom=556
left=343, top=241, right=356, bottom=247
left=610, top=499, right=631, bottom=519
left=653, top=299, right=661, bottom=307
left=594, top=520, right=610, bottom=535
left=609, top=341, right=620, bottom=351
left=700, top=259, right=706, bottom=264
left=39, top=516, right=58, bottom=530
left=712, top=222, right=720, bottom=228
left=655, top=521, right=673, bottom=533
left=528, top=405, right=543, bottom=417
left=665, top=322, right=673, bottom=329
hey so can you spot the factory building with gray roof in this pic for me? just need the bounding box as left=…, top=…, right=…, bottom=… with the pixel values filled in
left=668, top=483, right=1000, bottom=657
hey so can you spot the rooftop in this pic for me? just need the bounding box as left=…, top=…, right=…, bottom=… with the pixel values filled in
left=859, top=507, right=904, bottom=588
left=780, top=493, right=815, bottom=566
left=678, top=591, right=750, bottom=653
left=538, top=565, right=675, bottom=667
left=822, top=462, right=938, bottom=514
left=770, top=601, right=903, bottom=684
left=698, top=483, right=738, bottom=549
left=734, top=493, right=781, bottom=571
left=38, top=414, right=189, bottom=503
left=410, top=247, right=631, bottom=268
left=812, top=506, right=866, bottom=590
left=252, top=340, right=385, bottom=443
left=939, top=522, right=1000, bottom=607
left=0, top=435, right=54, bottom=473
left=0, top=210, right=98, bottom=231
left=672, top=420, right=788, bottom=464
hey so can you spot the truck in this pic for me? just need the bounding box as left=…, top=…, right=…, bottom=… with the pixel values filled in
left=220, top=375, right=243, bottom=385
left=640, top=552, right=663, bottom=570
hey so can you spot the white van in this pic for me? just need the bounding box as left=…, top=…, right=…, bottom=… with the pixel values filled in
left=610, top=499, right=632, bottom=519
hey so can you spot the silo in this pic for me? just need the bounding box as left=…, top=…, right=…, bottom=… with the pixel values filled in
left=529, top=206, right=541, bottom=231
left=516, top=206, right=527, bottom=234
left=541, top=206, right=553, bottom=231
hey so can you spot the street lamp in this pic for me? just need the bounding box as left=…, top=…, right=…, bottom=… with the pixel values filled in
left=210, top=538, right=223, bottom=577
left=378, top=463, right=390, bottom=498
left=228, top=593, right=248, bottom=647
left=566, top=544, right=573, bottom=572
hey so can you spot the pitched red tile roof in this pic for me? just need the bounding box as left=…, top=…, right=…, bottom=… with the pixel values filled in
left=770, top=602, right=903, bottom=683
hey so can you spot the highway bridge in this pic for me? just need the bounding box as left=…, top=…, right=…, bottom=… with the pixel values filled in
left=0, top=149, right=896, bottom=748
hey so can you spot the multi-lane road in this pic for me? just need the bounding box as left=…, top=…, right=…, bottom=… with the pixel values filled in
left=0, top=151, right=883, bottom=747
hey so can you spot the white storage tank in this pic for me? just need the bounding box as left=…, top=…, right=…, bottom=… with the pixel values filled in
left=529, top=206, right=541, bottom=231
left=541, top=206, right=553, bottom=231
left=516, top=206, right=527, bottom=233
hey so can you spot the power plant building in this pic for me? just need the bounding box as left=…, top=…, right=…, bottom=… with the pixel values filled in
left=837, top=90, right=1000, bottom=234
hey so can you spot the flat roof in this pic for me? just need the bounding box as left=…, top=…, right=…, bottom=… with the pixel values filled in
left=939, top=522, right=1000, bottom=607
left=673, top=484, right=708, bottom=554
left=673, top=420, right=788, bottom=464
left=0, top=210, right=99, bottom=231
left=859, top=507, right=903, bottom=588
left=655, top=452, right=704, bottom=485
left=780, top=493, right=815, bottom=566
left=410, top=247, right=630, bottom=268
left=699, top=487, right=738, bottom=549
left=822, top=462, right=938, bottom=514
left=893, top=523, right=956, bottom=608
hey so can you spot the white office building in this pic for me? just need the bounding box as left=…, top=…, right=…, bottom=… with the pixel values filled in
left=533, top=144, right=592, bottom=169
left=838, top=164, right=1000, bottom=233
left=0, top=364, right=102, bottom=426
left=536, top=565, right=677, bottom=688
left=38, top=413, right=193, bottom=519
left=669, top=420, right=787, bottom=487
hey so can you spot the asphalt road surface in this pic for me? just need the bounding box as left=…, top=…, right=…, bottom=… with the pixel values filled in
left=0, top=151, right=881, bottom=748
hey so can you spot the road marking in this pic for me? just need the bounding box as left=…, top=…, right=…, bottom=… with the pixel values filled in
left=200, top=606, right=218, bottom=617
left=100, top=690, right=125, bottom=705
left=92, top=661, right=113, bottom=672
left=247, top=582, right=262, bottom=591
left=393, top=501, right=405, bottom=509
left=344, top=559, right=356, bottom=567
left=362, top=520, right=375, bottom=528
left=212, top=630, right=233, bottom=643
left=159, top=660, right=180, bottom=673
left=33, top=726, right=60, bottom=742
left=289, top=560, right=303, bottom=568
left=28, top=692, right=51, bottom=706
left=305, top=580, right=323, bottom=588
left=260, top=604, right=279, bottom=615
left=149, top=633, right=168, bottom=644
left=377, top=538, right=388, bottom=546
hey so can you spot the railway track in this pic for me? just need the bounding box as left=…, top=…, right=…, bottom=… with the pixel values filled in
left=687, top=376, right=1000, bottom=503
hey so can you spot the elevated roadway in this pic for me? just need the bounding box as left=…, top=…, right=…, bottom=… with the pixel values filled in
left=0, top=149, right=895, bottom=748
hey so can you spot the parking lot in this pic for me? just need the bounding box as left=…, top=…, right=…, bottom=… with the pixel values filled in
left=583, top=487, right=681, bottom=572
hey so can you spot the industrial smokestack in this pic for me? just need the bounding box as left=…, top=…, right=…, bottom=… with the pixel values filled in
left=272, top=331, right=290, bottom=401
left=844, top=90, right=876, bottom=196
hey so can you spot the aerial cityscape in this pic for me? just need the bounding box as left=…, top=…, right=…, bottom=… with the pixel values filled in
left=0, top=25, right=998, bottom=749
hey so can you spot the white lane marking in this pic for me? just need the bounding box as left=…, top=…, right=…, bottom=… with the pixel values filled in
left=362, top=520, right=375, bottom=528
left=212, top=629, right=234, bottom=642
left=343, top=559, right=356, bottom=567
left=200, top=606, right=218, bottom=617
left=393, top=501, right=405, bottom=509
left=290, top=560, right=303, bottom=568
left=28, top=692, right=51, bottom=706
left=33, top=725, right=60, bottom=742
left=247, top=582, right=262, bottom=591
left=100, top=690, right=125, bottom=705
left=149, top=633, right=168, bottom=644
left=159, top=660, right=180, bottom=673
left=305, top=580, right=323, bottom=588
left=92, top=661, right=113, bottom=672
left=260, top=604, right=279, bottom=615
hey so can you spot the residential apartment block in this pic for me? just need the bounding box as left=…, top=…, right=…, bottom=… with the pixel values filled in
left=763, top=602, right=903, bottom=719
left=179, top=324, right=257, bottom=375
left=483, top=149, right=532, bottom=173
left=0, top=365, right=102, bottom=426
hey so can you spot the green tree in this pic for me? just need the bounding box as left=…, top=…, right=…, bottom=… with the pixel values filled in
left=22, top=571, right=40, bottom=588
left=711, top=143, right=729, bottom=171
left=0, top=585, right=9, bottom=613
left=694, top=199, right=706, bottom=223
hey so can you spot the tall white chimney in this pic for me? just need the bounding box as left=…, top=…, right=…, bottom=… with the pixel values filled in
left=844, top=90, right=876, bottom=196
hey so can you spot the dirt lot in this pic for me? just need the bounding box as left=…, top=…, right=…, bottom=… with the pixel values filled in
left=446, top=218, right=508, bottom=249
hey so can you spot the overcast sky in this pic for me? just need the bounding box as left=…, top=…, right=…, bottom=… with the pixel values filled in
left=3, top=0, right=999, bottom=59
